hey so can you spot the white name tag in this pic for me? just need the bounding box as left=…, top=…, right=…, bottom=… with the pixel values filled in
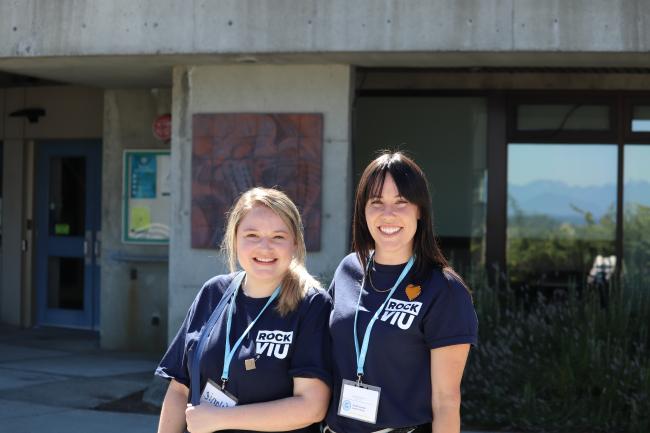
left=337, top=379, right=381, bottom=424
left=200, top=379, right=238, bottom=408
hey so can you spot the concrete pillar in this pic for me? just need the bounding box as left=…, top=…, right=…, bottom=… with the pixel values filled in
left=167, top=64, right=353, bottom=339
left=1, top=88, right=27, bottom=326
left=101, top=89, right=171, bottom=352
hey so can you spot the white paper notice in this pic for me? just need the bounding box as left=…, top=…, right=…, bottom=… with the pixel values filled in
left=200, top=380, right=237, bottom=408
left=337, top=379, right=381, bottom=424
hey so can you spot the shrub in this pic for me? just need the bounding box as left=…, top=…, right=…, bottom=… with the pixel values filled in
left=462, top=273, right=650, bottom=433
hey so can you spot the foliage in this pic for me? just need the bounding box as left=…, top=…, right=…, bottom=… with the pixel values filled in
left=506, top=199, right=617, bottom=288
left=462, top=272, right=650, bottom=433
left=623, top=203, right=650, bottom=277
left=507, top=198, right=650, bottom=291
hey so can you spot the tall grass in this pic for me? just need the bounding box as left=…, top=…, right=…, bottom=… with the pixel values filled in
left=462, top=271, right=650, bottom=433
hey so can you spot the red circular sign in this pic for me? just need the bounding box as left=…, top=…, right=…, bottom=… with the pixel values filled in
left=153, top=114, right=172, bottom=141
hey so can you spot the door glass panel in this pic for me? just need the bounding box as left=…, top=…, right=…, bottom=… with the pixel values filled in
left=49, top=157, right=86, bottom=236
left=0, top=142, right=3, bottom=248
left=631, top=106, right=650, bottom=132
left=623, top=145, right=650, bottom=279
left=517, top=104, right=610, bottom=131
left=48, top=256, right=84, bottom=310
left=507, top=144, right=617, bottom=293
left=355, top=97, right=487, bottom=274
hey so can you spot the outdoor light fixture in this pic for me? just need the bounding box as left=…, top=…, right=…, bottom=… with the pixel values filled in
left=10, top=107, right=46, bottom=123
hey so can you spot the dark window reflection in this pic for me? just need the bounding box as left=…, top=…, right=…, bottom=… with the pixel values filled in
left=48, top=256, right=84, bottom=310
left=507, top=144, right=617, bottom=296
left=354, top=97, right=488, bottom=275
left=49, top=157, right=85, bottom=236
left=517, top=104, right=610, bottom=131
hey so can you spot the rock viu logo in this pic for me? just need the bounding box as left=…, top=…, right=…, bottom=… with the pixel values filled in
left=255, top=330, right=293, bottom=359
left=380, top=299, right=422, bottom=330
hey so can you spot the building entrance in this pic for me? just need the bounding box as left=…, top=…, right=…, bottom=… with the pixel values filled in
left=35, top=141, right=101, bottom=329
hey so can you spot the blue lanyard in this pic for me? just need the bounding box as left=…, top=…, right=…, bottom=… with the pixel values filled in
left=353, top=255, right=414, bottom=381
left=190, top=272, right=244, bottom=405
left=221, top=279, right=280, bottom=387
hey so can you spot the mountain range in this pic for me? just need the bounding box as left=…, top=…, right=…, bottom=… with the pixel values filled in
left=508, top=179, right=650, bottom=223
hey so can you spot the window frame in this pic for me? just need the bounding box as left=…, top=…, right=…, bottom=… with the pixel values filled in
left=507, top=92, right=618, bottom=144
left=623, top=97, right=650, bottom=143
left=354, top=86, right=650, bottom=282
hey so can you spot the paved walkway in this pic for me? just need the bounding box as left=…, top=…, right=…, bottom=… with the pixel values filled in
left=0, top=325, right=496, bottom=433
left=0, top=325, right=159, bottom=433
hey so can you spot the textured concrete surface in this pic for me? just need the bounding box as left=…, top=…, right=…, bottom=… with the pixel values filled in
left=100, top=88, right=171, bottom=352
left=2, top=1, right=650, bottom=87
left=2, top=0, right=649, bottom=56
left=0, top=326, right=158, bottom=433
left=167, top=64, right=353, bottom=340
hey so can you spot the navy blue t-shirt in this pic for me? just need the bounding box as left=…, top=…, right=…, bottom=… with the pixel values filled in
left=326, top=254, right=478, bottom=433
left=156, top=273, right=332, bottom=433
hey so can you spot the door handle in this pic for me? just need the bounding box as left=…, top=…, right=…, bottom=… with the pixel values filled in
left=94, top=231, right=101, bottom=259
left=84, top=230, right=92, bottom=265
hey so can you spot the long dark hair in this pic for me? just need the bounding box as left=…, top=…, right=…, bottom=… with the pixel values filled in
left=352, top=150, right=462, bottom=283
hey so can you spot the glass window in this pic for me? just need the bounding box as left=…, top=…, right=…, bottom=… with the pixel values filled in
left=623, top=145, right=650, bottom=279
left=48, top=156, right=86, bottom=236
left=517, top=104, right=610, bottom=131
left=507, top=144, right=617, bottom=293
left=631, top=106, right=650, bottom=132
left=48, top=256, right=84, bottom=310
left=0, top=142, right=3, bottom=248
left=355, top=97, right=487, bottom=274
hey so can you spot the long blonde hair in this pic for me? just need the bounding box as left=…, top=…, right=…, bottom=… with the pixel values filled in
left=221, top=187, right=320, bottom=316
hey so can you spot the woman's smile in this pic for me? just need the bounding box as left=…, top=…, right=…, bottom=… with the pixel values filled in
left=365, top=174, right=419, bottom=265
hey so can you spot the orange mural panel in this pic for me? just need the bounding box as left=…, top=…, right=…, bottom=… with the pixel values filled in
left=191, top=113, right=323, bottom=250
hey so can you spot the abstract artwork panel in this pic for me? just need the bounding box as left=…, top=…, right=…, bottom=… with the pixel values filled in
left=191, top=113, right=322, bottom=250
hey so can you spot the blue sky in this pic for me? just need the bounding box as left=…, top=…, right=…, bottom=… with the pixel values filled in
left=508, top=144, right=618, bottom=187
left=625, top=145, right=650, bottom=184
left=508, top=144, right=650, bottom=186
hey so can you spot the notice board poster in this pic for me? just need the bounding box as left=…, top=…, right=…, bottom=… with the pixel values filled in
left=122, top=150, right=171, bottom=244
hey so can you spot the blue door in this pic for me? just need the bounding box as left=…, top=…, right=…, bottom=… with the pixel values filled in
left=35, top=141, right=101, bottom=329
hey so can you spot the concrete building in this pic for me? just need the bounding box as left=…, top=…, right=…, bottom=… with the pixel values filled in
left=1, top=1, right=649, bottom=350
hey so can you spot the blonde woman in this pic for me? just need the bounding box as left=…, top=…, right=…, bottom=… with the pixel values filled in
left=156, top=188, right=331, bottom=433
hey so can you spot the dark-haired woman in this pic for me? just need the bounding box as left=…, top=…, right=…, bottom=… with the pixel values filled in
left=326, top=152, right=478, bottom=433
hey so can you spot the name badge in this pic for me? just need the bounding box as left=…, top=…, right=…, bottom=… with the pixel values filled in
left=200, top=379, right=238, bottom=408
left=337, top=379, right=381, bottom=424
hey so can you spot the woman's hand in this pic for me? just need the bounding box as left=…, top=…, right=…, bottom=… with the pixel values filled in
left=185, top=403, right=222, bottom=433
left=184, top=377, right=329, bottom=432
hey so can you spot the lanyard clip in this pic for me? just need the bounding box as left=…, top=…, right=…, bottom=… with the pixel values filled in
left=356, top=374, right=363, bottom=385
left=221, top=378, right=228, bottom=390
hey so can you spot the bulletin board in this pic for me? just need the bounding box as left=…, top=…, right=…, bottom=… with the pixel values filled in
left=122, top=150, right=171, bottom=244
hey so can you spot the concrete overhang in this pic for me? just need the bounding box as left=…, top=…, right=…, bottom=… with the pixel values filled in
left=2, top=0, right=650, bottom=88
left=3, top=51, right=650, bottom=89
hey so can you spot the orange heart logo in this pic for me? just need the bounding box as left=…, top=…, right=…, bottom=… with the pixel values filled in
left=405, top=284, right=421, bottom=301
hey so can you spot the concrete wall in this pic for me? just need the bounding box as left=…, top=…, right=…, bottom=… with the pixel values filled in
left=3, top=1, right=650, bottom=89
left=168, top=64, right=353, bottom=338
left=0, top=86, right=103, bottom=327
left=101, top=89, right=171, bottom=352
left=1, top=88, right=26, bottom=326
left=2, top=0, right=650, bottom=57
